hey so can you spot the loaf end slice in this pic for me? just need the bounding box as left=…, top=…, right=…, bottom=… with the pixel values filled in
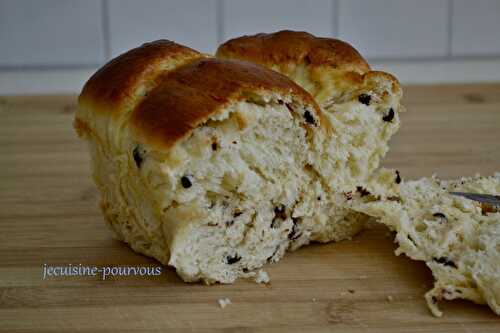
left=352, top=173, right=500, bottom=316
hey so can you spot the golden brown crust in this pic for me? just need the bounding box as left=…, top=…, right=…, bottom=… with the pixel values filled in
left=78, top=39, right=322, bottom=151
left=217, top=30, right=370, bottom=74
left=73, top=117, right=92, bottom=138
left=130, top=58, right=321, bottom=149
left=217, top=31, right=403, bottom=107
left=363, top=71, right=402, bottom=96
left=79, top=40, right=203, bottom=113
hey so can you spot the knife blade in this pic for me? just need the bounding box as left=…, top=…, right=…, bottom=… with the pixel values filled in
left=449, top=192, right=500, bottom=208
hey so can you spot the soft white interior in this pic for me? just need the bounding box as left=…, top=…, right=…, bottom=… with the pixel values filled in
left=224, top=61, right=403, bottom=194
left=316, top=93, right=400, bottom=193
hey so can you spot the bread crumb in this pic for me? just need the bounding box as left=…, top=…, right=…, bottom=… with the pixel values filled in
left=387, top=295, right=394, bottom=301
left=255, top=269, right=270, bottom=284
left=218, top=297, right=231, bottom=309
left=312, top=298, right=317, bottom=302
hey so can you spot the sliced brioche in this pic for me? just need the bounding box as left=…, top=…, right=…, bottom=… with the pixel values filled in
left=352, top=174, right=500, bottom=316
left=217, top=30, right=403, bottom=192
left=75, top=40, right=373, bottom=283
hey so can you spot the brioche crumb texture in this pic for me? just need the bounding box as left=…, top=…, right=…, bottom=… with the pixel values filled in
left=217, top=56, right=404, bottom=194
left=305, top=72, right=402, bottom=193
left=85, top=94, right=373, bottom=283
left=352, top=173, right=500, bottom=316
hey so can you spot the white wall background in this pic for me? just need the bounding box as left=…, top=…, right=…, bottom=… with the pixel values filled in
left=1, top=0, right=500, bottom=94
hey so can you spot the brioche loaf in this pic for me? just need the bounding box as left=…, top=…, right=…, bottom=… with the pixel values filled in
left=217, top=30, right=403, bottom=192
left=352, top=174, right=500, bottom=316
left=75, top=40, right=390, bottom=283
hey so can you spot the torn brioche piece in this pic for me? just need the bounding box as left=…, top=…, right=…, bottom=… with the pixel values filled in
left=75, top=40, right=370, bottom=284
left=351, top=174, right=500, bottom=316
left=217, top=30, right=403, bottom=192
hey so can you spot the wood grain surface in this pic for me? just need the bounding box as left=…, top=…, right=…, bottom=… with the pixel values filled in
left=1, top=84, right=499, bottom=332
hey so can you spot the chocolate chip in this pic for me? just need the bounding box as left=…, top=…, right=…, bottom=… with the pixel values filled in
left=285, top=103, right=294, bottom=113
left=232, top=141, right=237, bottom=144
left=317, top=196, right=322, bottom=201
left=278, top=99, right=284, bottom=105
left=181, top=176, right=192, bottom=188
left=433, top=257, right=457, bottom=268
left=225, top=220, right=234, bottom=227
left=356, top=186, right=370, bottom=197
left=303, top=110, right=316, bottom=125
left=433, top=212, right=447, bottom=219
left=383, top=108, right=395, bottom=122
left=481, top=203, right=497, bottom=215
left=288, top=218, right=301, bottom=240
left=271, top=205, right=287, bottom=228
left=132, top=146, right=144, bottom=168
left=274, top=205, right=287, bottom=220
left=233, top=210, right=243, bottom=218
left=226, top=254, right=241, bottom=264
left=348, top=289, right=355, bottom=294
left=395, top=170, right=401, bottom=184
left=211, top=142, right=218, bottom=151
left=431, top=296, right=438, bottom=304
left=344, top=191, right=353, bottom=200
left=358, top=94, right=371, bottom=106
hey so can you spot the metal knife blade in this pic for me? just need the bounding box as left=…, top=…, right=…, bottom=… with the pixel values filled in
left=449, top=192, right=500, bottom=207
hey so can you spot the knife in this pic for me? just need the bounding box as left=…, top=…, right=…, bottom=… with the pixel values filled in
left=449, top=192, right=500, bottom=209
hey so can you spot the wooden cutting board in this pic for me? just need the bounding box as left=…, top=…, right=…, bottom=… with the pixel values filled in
left=1, top=84, right=499, bottom=332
